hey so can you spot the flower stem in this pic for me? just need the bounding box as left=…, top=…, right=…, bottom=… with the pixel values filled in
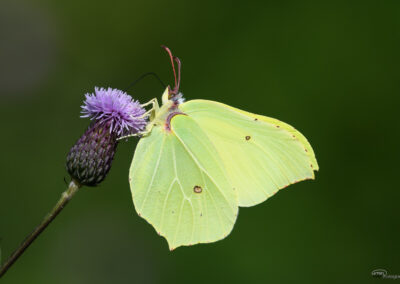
left=0, top=179, right=81, bottom=278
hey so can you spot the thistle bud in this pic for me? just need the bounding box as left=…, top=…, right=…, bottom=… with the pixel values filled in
left=66, top=87, right=147, bottom=186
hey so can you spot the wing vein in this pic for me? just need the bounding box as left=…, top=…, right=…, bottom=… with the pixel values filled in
left=172, top=198, right=186, bottom=248
left=159, top=178, right=177, bottom=233
left=257, top=138, right=304, bottom=178
left=139, top=135, right=166, bottom=212
left=250, top=139, right=292, bottom=184
left=171, top=140, right=196, bottom=245
left=200, top=171, right=224, bottom=236
left=173, top=130, right=235, bottom=214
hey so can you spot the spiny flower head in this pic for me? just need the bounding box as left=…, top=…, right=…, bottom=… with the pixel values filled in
left=81, top=87, right=147, bottom=136
left=67, top=87, right=147, bottom=186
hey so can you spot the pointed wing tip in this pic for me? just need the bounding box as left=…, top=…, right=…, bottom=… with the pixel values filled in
left=167, top=239, right=178, bottom=251
left=166, top=231, right=235, bottom=251
left=167, top=241, right=196, bottom=251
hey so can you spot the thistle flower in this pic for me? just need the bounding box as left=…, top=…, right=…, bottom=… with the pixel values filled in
left=66, top=87, right=147, bottom=186
left=81, top=87, right=147, bottom=136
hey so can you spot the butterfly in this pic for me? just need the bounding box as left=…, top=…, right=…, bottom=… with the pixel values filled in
left=122, top=46, right=318, bottom=250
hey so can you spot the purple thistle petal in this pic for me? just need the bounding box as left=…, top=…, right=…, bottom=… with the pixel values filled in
left=81, top=87, right=147, bottom=137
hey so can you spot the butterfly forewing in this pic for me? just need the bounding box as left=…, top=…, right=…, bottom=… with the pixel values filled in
left=179, top=100, right=318, bottom=207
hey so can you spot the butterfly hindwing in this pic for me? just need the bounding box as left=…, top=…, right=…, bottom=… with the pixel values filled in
left=130, top=115, right=237, bottom=249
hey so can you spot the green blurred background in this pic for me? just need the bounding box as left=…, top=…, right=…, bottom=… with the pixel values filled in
left=1, top=0, right=399, bottom=283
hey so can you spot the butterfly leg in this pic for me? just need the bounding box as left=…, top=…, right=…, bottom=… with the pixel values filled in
left=139, top=108, right=154, bottom=120
left=117, top=132, right=142, bottom=140
left=140, top=98, right=159, bottom=121
left=117, top=126, right=154, bottom=140
left=118, top=99, right=159, bottom=141
left=140, top=98, right=159, bottom=109
left=117, top=132, right=141, bottom=140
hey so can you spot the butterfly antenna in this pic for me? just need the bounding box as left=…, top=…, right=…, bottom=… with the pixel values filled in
left=173, top=56, right=181, bottom=95
left=125, top=72, right=166, bottom=91
left=161, top=45, right=181, bottom=98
